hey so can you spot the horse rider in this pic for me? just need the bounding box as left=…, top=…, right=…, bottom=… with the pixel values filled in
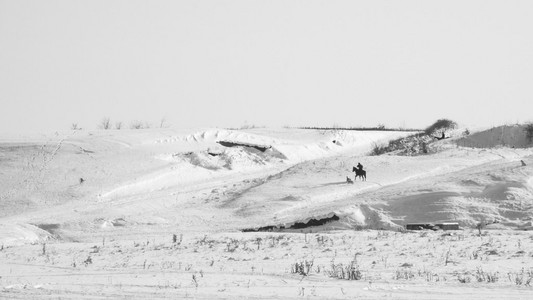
left=357, top=162, right=363, bottom=171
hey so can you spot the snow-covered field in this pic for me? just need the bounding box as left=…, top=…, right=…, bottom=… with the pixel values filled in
left=1, top=127, right=533, bottom=299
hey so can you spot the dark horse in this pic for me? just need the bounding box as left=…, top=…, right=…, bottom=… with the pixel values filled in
left=352, top=166, right=367, bottom=181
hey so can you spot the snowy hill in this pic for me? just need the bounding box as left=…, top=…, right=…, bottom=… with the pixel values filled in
left=0, top=127, right=413, bottom=243
left=1, top=126, right=533, bottom=299
left=1, top=126, right=533, bottom=242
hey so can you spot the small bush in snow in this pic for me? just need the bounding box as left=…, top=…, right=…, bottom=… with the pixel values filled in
left=370, top=142, right=388, bottom=156
left=327, top=255, right=362, bottom=280
left=474, top=268, right=499, bottom=283
left=394, top=269, right=415, bottom=280
left=508, top=268, right=533, bottom=286
left=328, top=261, right=362, bottom=280
left=291, top=259, right=314, bottom=276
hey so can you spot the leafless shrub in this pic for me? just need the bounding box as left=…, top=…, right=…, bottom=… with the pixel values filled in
left=99, top=117, right=111, bottom=130
left=393, top=268, right=442, bottom=282
left=192, top=274, right=198, bottom=288
left=508, top=268, right=533, bottom=286
left=470, top=250, right=481, bottom=260
left=327, top=256, right=362, bottom=280
left=115, top=121, right=123, bottom=130
left=394, top=269, right=415, bottom=280
left=457, top=274, right=471, bottom=283
left=444, top=247, right=451, bottom=266
left=474, top=268, right=499, bottom=283
left=370, top=142, right=388, bottom=156
left=239, top=122, right=261, bottom=129
left=172, top=233, right=183, bottom=245
left=225, top=238, right=239, bottom=252
left=255, top=237, right=262, bottom=250
left=159, top=118, right=168, bottom=128
left=380, top=255, right=388, bottom=268
left=268, top=235, right=286, bottom=247
left=421, top=270, right=441, bottom=282
left=130, top=120, right=144, bottom=129
left=83, top=256, right=92, bottom=267
left=291, top=259, right=314, bottom=276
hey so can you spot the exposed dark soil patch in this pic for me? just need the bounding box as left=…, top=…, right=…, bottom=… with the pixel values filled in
left=217, top=140, right=271, bottom=152
left=242, top=214, right=340, bottom=232
left=290, top=214, right=340, bottom=229
left=34, top=223, right=60, bottom=235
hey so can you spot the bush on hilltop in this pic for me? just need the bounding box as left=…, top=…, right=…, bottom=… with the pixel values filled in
left=524, top=123, right=533, bottom=143
left=424, top=119, right=457, bottom=135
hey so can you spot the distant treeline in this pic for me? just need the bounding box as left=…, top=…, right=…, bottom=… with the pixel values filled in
left=296, top=126, right=422, bottom=132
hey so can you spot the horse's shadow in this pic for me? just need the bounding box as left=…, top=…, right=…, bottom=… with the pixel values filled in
left=317, top=181, right=349, bottom=187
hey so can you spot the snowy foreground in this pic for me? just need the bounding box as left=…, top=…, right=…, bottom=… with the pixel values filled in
left=1, top=127, right=532, bottom=299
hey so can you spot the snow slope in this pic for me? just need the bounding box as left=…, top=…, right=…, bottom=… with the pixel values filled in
left=1, top=126, right=533, bottom=299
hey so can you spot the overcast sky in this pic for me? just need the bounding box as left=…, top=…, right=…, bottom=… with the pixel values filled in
left=1, top=0, right=532, bottom=133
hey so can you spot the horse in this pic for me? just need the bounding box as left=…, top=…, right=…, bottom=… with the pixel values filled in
left=352, top=166, right=366, bottom=181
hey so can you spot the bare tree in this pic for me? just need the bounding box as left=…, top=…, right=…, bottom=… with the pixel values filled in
left=71, top=123, right=81, bottom=130
left=115, top=121, right=123, bottom=130
left=99, top=117, right=111, bottom=130
left=159, top=118, right=167, bottom=128
left=130, top=120, right=144, bottom=129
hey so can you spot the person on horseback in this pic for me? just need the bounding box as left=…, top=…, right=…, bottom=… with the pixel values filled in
left=352, top=163, right=367, bottom=181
